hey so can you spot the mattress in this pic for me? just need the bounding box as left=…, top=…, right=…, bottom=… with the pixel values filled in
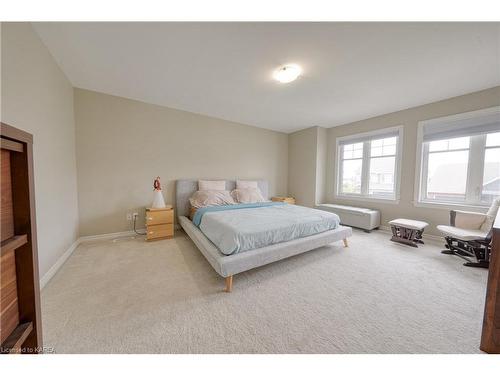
left=194, top=203, right=340, bottom=255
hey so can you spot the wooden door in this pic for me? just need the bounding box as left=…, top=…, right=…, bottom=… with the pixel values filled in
left=481, top=209, right=500, bottom=353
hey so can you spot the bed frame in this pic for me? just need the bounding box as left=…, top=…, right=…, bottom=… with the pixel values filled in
left=176, top=179, right=352, bottom=292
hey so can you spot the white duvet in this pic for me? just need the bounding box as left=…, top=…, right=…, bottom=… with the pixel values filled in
left=198, top=204, right=340, bottom=255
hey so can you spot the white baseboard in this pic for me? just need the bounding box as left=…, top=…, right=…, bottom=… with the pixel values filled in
left=379, top=225, right=443, bottom=243
left=79, top=230, right=142, bottom=243
left=40, top=238, right=81, bottom=290
left=79, top=225, right=181, bottom=243
left=39, top=226, right=183, bottom=289
left=40, top=230, right=144, bottom=290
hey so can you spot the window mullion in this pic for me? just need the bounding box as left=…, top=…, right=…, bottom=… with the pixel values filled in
left=466, top=135, right=486, bottom=204
left=361, top=141, right=370, bottom=196
left=476, top=135, right=486, bottom=202
left=420, top=143, right=429, bottom=200
left=338, top=145, right=344, bottom=195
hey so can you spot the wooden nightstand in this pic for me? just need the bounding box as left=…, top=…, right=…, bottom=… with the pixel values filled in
left=271, top=196, right=296, bottom=205
left=146, top=207, right=174, bottom=241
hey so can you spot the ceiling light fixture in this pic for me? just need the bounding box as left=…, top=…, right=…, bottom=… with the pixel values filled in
left=273, top=64, right=302, bottom=83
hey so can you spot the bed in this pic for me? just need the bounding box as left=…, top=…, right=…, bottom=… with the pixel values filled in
left=176, top=179, right=352, bottom=292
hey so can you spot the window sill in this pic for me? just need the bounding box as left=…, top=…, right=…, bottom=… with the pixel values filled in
left=413, top=200, right=489, bottom=212
left=334, top=194, right=400, bottom=205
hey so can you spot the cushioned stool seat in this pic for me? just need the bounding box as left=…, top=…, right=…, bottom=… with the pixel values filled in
left=389, top=218, right=429, bottom=247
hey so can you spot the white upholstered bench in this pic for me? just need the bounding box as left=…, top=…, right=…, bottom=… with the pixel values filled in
left=389, top=218, right=429, bottom=247
left=316, top=204, right=380, bottom=232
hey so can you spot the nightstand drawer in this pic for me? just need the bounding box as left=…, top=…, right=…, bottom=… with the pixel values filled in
left=146, top=209, right=173, bottom=225
left=146, top=223, right=173, bottom=240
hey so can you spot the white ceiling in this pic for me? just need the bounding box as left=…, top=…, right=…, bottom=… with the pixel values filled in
left=32, top=22, right=500, bottom=133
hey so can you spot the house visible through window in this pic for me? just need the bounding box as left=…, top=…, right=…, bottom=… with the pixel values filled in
left=341, top=142, right=363, bottom=194
left=425, top=136, right=470, bottom=202
left=368, top=136, right=397, bottom=197
left=337, top=127, right=403, bottom=201
left=417, top=107, right=500, bottom=207
left=482, top=132, right=500, bottom=203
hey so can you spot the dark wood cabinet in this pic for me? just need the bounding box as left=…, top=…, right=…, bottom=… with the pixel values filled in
left=480, top=208, right=500, bottom=353
left=1, top=122, right=42, bottom=354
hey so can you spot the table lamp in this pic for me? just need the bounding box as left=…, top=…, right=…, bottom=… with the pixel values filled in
left=151, top=176, right=166, bottom=208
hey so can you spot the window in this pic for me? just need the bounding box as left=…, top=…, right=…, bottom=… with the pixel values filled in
left=368, top=136, right=397, bottom=197
left=340, top=142, right=363, bottom=194
left=425, top=137, right=470, bottom=202
left=417, top=107, right=500, bottom=207
left=336, top=127, right=403, bottom=201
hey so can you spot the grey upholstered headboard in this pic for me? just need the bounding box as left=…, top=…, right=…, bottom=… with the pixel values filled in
left=175, top=179, right=269, bottom=218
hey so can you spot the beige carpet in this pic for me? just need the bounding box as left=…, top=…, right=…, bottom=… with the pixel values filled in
left=41, top=229, right=488, bottom=353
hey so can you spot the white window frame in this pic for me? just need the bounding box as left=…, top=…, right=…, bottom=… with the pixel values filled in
left=335, top=126, right=403, bottom=204
left=414, top=106, right=500, bottom=211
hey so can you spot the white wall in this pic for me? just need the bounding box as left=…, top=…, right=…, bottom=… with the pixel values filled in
left=288, top=127, right=318, bottom=207
left=324, top=86, right=500, bottom=235
left=315, top=126, right=328, bottom=205
left=74, top=88, right=289, bottom=236
left=288, top=126, right=327, bottom=207
left=1, top=23, right=80, bottom=278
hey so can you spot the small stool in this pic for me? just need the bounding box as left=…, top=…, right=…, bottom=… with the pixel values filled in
left=388, top=219, right=429, bottom=247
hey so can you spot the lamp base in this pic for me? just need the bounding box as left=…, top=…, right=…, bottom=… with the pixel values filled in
left=151, top=190, right=166, bottom=208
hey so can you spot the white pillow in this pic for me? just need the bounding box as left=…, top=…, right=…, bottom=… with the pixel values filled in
left=455, top=211, right=487, bottom=230
left=198, top=180, right=226, bottom=191
left=236, top=180, right=258, bottom=189
left=231, top=188, right=265, bottom=204
left=189, top=190, right=235, bottom=208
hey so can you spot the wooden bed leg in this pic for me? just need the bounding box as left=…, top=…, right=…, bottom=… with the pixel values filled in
left=343, top=238, right=349, bottom=248
left=225, top=275, right=233, bottom=293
